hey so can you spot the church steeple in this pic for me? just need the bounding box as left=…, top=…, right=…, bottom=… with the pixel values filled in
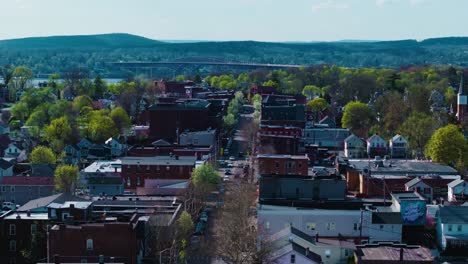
left=459, top=74, right=465, bottom=95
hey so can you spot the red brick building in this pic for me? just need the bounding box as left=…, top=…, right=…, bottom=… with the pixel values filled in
left=121, top=156, right=198, bottom=189
left=257, top=154, right=309, bottom=176
left=48, top=214, right=148, bottom=264
left=147, top=99, right=213, bottom=142
left=0, top=211, right=49, bottom=264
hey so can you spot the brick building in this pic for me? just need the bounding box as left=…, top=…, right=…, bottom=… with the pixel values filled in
left=147, top=99, right=211, bottom=142
left=120, top=156, right=198, bottom=189
left=257, top=154, right=309, bottom=176
left=48, top=214, right=149, bottom=264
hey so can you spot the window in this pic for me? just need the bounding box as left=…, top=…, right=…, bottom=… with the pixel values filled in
left=275, top=162, right=279, bottom=168
left=448, top=225, right=453, bottom=231
left=10, top=186, right=15, bottom=192
left=458, top=225, right=462, bottom=232
left=424, top=188, right=431, bottom=194
left=354, top=223, right=358, bottom=230
left=9, top=240, right=16, bottom=251
left=290, top=254, right=295, bottom=264
left=86, top=239, right=93, bottom=251
left=306, top=222, right=316, bottom=231
left=127, top=178, right=131, bottom=187
left=31, top=224, right=37, bottom=235
left=326, top=222, right=335, bottom=230
left=325, top=249, right=331, bottom=258
left=9, top=224, right=15, bottom=235
left=1, top=186, right=5, bottom=192
left=137, top=178, right=141, bottom=186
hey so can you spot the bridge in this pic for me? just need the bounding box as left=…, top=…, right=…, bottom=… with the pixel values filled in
left=109, top=60, right=306, bottom=78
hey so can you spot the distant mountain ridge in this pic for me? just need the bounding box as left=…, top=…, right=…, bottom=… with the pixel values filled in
left=0, top=33, right=162, bottom=49
left=1, top=33, right=468, bottom=77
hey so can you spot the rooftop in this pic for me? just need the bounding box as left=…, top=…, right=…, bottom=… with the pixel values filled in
left=18, top=193, right=88, bottom=212
left=257, top=154, right=308, bottom=160
left=82, top=160, right=122, bottom=173
left=356, top=243, right=434, bottom=261
left=439, top=206, right=468, bottom=224
left=1, top=176, right=54, bottom=186
left=347, top=159, right=458, bottom=176
left=391, top=191, right=426, bottom=202
left=121, top=156, right=198, bottom=166
left=48, top=201, right=93, bottom=209
left=372, top=212, right=402, bottom=224
left=3, top=212, right=49, bottom=220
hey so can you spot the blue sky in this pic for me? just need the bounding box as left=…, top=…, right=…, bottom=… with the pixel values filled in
left=1, top=0, right=467, bottom=41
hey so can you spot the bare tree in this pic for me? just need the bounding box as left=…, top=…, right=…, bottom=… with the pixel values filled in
left=216, top=182, right=271, bottom=264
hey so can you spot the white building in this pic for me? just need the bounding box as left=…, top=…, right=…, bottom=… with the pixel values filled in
left=344, top=134, right=366, bottom=158
left=447, top=179, right=468, bottom=202
left=389, top=134, right=408, bottom=158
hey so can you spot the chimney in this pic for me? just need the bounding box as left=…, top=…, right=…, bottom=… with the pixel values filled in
left=70, top=203, right=75, bottom=209
left=315, top=233, right=319, bottom=242
left=27, top=210, right=31, bottom=217
left=399, top=248, right=404, bottom=261
left=306, top=247, right=310, bottom=256
left=114, top=167, right=117, bottom=173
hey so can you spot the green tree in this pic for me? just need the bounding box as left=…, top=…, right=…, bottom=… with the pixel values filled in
left=72, top=95, right=93, bottom=113
left=425, top=124, right=468, bottom=170
left=399, top=112, right=436, bottom=155
left=223, top=113, right=237, bottom=132
left=307, top=97, right=328, bottom=122
left=88, top=115, right=118, bottom=142
left=54, top=164, right=79, bottom=193
left=341, top=101, right=374, bottom=137
left=302, top=85, right=321, bottom=100
left=110, top=107, right=131, bottom=133
left=25, top=109, right=48, bottom=127
left=30, top=146, right=56, bottom=164
left=11, top=101, right=29, bottom=121
left=93, top=76, right=106, bottom=99
left=192, top=163, right=220, bottom=187
left=44, top=117, right=72, bottom=144
left=176, top=211, right=194, bottom=239
left=12, top=66, right=33, bottom=90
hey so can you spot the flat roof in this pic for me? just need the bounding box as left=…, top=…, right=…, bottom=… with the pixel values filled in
left=356, top=244, right=433, bottom=261
left=4, top=212, right=49, bottom=220
left=348, top=159, right=458, bottom=176
left=391, top=192, right=425, bottom=202
left=257, top=154, right=308, bottom=160
left=82, top=160, right=122, bottom=173
left=48, top=201, right=93, bottom=209
left=121, top=156, right=197, bottom=166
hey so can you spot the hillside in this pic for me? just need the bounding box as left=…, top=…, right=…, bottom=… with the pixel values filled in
left=0, top=33, right=162, bottom=49
left=1, top=33, right=468, bottom=77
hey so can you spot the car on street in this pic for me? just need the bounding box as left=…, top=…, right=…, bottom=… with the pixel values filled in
left=229, top=156, right=236, bottom=161
left=223, top=175, right=230, bottom=181
left=225, top=169, right=232, bottom=175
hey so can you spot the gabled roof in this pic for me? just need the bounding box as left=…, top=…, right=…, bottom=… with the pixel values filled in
left=345, top=134, right=364, bottom=143
left=367, top=134, right=385, bottom=143
left=391, top=134, right=407, bottom=143
left=151, top=139, right=172, bottom=146
left=405, top=177, right=423, bottom=188
left=0, top=158, right=12, bottom=170
left=448, top=179, right=466, bottom=188
left=439, top=206, right=468, bottom=224
left=18, top=193, right=88, bottom=212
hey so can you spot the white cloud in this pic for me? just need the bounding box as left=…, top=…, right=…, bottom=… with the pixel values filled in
left=376, top=0, right=430, bottom=7
left=311, top=1, right=350, bottom=12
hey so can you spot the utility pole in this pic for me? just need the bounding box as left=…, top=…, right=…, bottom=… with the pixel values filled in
left=359, top=208, right=363, bottom=244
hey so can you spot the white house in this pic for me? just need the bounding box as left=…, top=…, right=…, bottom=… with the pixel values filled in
left=437, top=206, right=468, bottom=252
left=405, top=178, right=433, bottom=201
left=389, top=134, right=408, bottom=158
left=0, top=158, right=13, bottom=177
left=105, top=137, right=126, bottom=157
left=344, top=134, right=366, bottom=158
left=447, top=179, right=468, bottom=202
left=366, top=134, right=387, bottom=158
left=369, top=212, right=402, bottom=243
left=4, top=143, right=21, bottom=158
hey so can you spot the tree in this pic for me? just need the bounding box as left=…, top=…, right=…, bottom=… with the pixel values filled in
left=425, top=124, right=468, bottom=170
left=44, top=117, right=72, bottom=144
left=341, top=101, right=374, bottom=137
left=54, top=164, right=79, bottom=193
left=176, top=211, right=194, bottom=239
left=192, top=163, right=220, bottom=187
left=223, top=113, right=237, bottom=133
left=110, top=107, right=131, bottom=133
left=11, top=101, right=29, bottom=121
left=12, top=66, right=33, bottom=90
left=93, top=76, right=106, bottom=99
left=72, top=95, right=93, bottom=113
left=30, top=146, right=56, bottom=164
left=88, top=115, right=118, bottom=142
left=302, top=85, right=321, bottom=100
left=375, top=91, right=408, bottom=137
left=399, top=112, right=436, bottom=156
left=307, top=97, right=328, bottom=121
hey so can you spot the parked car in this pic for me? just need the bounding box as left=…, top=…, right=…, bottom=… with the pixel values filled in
left=200, top=212, right=208, bottom=222
left=229, top=156, right=236, bottom=161
left=194, top=221, right=206, bottom=235
left=223, top=175, right=230, bottom=182
left=225, top=170, right=232, bottom=175
left=2, top=202, right=18, bottom=211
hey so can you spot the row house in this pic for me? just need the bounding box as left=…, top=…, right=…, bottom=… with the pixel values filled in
left=447, top=179, right=468, bottom=203
left=437, top=205, right=468, bottom=255
left=257, top=154, right=309, bottom=176
left=344, top=134, right=408, bottom=159
left=0, top=176, right=55, bottom=205
left=405, top=177, right=455, bottom=202
left=120, top=156, right=198, bottom=189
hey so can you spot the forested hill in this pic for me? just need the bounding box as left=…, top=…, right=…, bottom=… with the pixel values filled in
left=1, top=33, right=468, bottom=77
